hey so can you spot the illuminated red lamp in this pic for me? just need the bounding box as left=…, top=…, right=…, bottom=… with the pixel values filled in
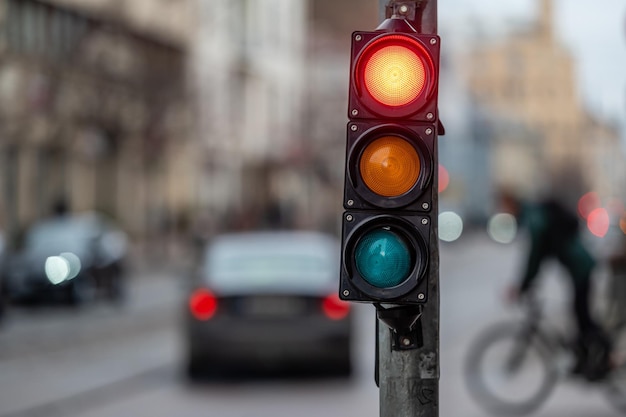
left=189, top=289, right=217, bottom=320
left=350, top=33, right=438, bottom=119
left=322, top=294, right=350, bottom=320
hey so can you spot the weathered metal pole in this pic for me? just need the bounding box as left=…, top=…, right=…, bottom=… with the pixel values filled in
left=377, top=270, right=440, bottom=417
left=376, top=1, right=440, bottom=416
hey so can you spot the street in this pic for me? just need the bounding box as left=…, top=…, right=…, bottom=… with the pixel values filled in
left=0, top=233, right=622, bottom=417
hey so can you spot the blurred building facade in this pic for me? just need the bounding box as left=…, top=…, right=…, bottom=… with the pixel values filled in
left=3, top=0, right=622, bottom=249
left=463, top=0, right=624, bottom=206
left=302, top=0, right=378, bottom=234
left=0, top=0, right=381, bottom=249
left=193, top=0, right=380, bottom=235
left=0, top=0, right=195, bottom=248
left=193, top=0, right=308, bottom=232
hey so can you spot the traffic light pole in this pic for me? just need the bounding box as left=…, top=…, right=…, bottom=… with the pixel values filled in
left=377, top=247, right=439, bottom=417
left=376, top=2, right=439, bottom=417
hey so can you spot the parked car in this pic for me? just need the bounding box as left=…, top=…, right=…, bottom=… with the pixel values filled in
left=1, top=212, right=128, bottom=305
left=184, top=231, right=352, bottom=378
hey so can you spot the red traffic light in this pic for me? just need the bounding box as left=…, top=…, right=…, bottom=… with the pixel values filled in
left=361, top=38, right=427, bottom=107
left=350, top=33, right=439, bottom=120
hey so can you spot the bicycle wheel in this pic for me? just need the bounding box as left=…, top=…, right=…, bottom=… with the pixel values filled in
left=465, top=323, right=559, bottom=416
left=605, top=323, right=626, bottom=414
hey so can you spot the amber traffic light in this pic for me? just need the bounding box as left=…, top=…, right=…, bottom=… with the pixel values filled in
left=360, top=135, right=420, bottom=197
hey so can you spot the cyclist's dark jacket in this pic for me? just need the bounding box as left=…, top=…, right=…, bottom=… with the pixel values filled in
left=518, top=201, right=595, bottom=292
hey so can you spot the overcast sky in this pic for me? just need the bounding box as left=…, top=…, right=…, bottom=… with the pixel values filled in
left=439, top=0, right=626, bottom=126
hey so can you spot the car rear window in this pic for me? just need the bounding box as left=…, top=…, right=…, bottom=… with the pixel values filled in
left=26, top=219, right=96, bottom=253
left=203, top=234, right=339, bottom=293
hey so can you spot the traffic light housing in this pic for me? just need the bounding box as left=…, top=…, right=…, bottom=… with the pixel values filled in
left=348, top=32, right=439, bottom=121
left=339, top=28, right=441, bottom=305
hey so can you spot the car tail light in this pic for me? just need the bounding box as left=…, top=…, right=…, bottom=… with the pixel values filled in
left=322, top=294, right=350, bottom=320
left=189, top=289, right=217, bottom=320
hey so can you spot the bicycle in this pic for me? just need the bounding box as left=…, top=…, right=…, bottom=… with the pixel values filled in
left=464, top=295, right=626, bottom=416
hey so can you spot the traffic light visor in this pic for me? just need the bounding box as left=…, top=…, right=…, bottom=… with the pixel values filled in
left=356, top=35, right=433, bottom=109
left=360, top=135, right=420, bottom=197
left=355, top=228, right=411, bottom=288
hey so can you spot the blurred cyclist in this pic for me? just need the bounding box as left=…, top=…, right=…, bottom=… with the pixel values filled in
left=500, top=189, right=612, bottom=381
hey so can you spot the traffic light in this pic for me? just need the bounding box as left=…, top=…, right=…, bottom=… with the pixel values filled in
left=339, top=27, right=441, bottom=305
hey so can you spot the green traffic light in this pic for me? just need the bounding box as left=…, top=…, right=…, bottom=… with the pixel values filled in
left=354, top=228, right=411, bottom=288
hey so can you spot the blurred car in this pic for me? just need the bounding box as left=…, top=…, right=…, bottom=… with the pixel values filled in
left=184, top=231, right=352, bottom=378
left=1, top=212, right=128, bottom=305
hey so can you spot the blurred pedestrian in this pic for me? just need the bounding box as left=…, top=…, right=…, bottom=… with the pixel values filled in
left=500, top=189, right=612, bottom=381
left=607, top=234, right=626, bottom=328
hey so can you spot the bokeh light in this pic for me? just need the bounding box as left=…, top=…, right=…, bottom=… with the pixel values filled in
left=60, top=252, right=82, bottom=280
left=577, top=191, right=600, bottom=219
left=487, top=213, right=518, bottom=244
left=44, top=256, right=71, bottom=285
left=439, top=211, right=463, bottom=242
left=438, top=164, right=450, bottom=193
left=587, top=207, right=610, bottom=237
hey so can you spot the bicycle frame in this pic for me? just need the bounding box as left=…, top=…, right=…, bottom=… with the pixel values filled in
left=465, top=295, right=626, bottom=416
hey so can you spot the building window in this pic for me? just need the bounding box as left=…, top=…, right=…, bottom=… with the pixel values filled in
left=4, top=0, right=90, bottom=61
left=6, top=0, right=23, bottom=52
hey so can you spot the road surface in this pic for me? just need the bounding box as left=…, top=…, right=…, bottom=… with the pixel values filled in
left=0, top=233, right=622, bottom=417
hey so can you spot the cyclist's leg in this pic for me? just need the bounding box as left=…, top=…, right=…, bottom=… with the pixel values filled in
left=570, top=278, right=592, bottom=373
left=571, top=276, right=612, bottom=379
